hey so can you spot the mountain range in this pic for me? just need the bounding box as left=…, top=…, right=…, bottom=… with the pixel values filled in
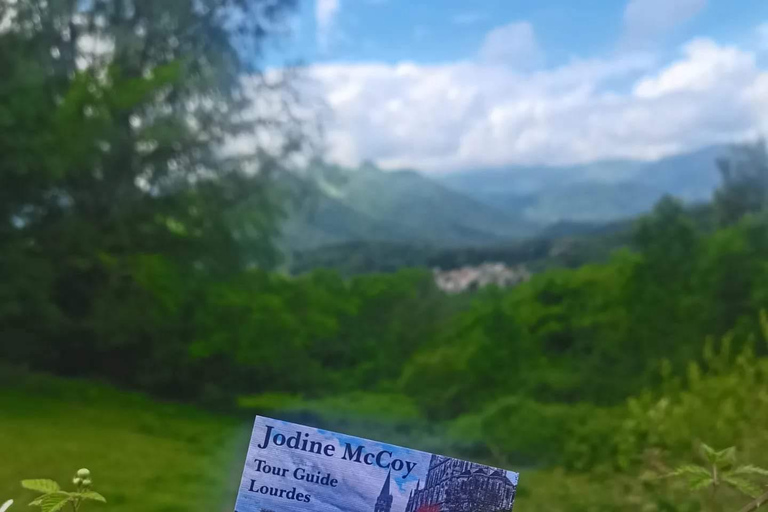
left=282, top=145, right=727, bottom=251
left=440, top=145, right=725, bottom=223
left=281, top=162, right=540, bottom=250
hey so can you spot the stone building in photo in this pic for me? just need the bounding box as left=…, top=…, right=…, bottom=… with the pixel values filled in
left=403, top=455, right=516, bottom=512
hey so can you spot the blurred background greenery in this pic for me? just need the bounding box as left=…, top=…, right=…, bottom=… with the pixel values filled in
left=2, top=0, right=768, bottom=511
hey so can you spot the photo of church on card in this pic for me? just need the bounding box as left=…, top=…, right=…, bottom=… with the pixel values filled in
left=372, top=455, right=517, bottom=512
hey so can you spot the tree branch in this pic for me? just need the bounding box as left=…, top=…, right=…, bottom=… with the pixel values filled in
left=736, top=490, right=768, bottom=512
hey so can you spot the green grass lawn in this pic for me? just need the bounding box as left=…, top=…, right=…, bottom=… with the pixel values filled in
left=0, top=368, right=250, bottom=512
left=0, top=367, right=671, bottom=512
left=0, top=369, right=551, bottom=512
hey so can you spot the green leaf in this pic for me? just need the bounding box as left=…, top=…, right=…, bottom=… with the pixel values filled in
left=28, top=492, right=72, bottom=512
left=666, top=465, right=712, bottom=478
left=662, top=464, right=716, bottom=491
left=21, top=480, right=60, bottom=494
left=701, top=443, right=719, bottom=464
left=731, top=465, right=768, bottom=477
left=690, top=474, right=716, bottom=491
left=722, top=475, right=762, bottom=498
left=79, top=491, right=107, bottom=503
left=716, top=447, right=737, bottom=467
left=44, top=499, right=72, bottom=512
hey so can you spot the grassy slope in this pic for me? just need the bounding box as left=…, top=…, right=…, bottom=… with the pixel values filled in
left=0, top=370, right=581, bottom=512
left=0, top=369, right=248, bottom=512
left=4, top=368, right=733, bottom=512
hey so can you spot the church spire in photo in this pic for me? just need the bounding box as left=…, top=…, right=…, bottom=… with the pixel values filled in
left=374, top=470, right=393, bottom=512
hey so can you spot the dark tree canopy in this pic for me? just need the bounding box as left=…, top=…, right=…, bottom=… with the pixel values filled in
left=0, top=0, right=310, bottom=378
left=0, top=0, right=306, bottom=271
left=715, top=139, right=768, bottom=227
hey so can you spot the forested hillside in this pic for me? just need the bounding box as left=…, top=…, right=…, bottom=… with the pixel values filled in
left=288, top=218, right=635, bottom=275
left=281, top=161, right=539, bottom=250
left=8, top=183, right=767, bottom=408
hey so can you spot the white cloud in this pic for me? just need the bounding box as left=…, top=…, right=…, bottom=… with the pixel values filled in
left=303, top=31, right=768, bottom=172
left=479, top=22, right=542, bottom=69
left=634, top=39, right=755, bottom=98
left=316, top=0, right=340, bottom=51
left=623, top=0, right=706, bottom=48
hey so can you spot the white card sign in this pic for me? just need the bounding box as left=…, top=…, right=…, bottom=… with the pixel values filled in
left=234, top=416, right=519, bottom=512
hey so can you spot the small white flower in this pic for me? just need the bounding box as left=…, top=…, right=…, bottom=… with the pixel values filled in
left=0, top=499, right=13, bottom=512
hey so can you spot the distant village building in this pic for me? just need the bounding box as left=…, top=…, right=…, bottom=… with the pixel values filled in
left=404, top=455, right=516, bottom=512
left=433, top=263, right=531, bottom=294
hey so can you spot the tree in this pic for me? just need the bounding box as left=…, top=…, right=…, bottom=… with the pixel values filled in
left=1, top=0, right=306, bottom=270
left=0, top=0, right=309, bottom=380
left=714, top=140, right=768, bottom=227
left=632, top=196, right=699, bottom=273
left=625, top=196, right=703, bottom=369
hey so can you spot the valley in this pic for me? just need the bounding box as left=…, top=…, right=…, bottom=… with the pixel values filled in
left=283, top=146, right=725, bottom=257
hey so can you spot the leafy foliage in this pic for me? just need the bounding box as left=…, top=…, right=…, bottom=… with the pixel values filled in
left=664, top=444, right=768, bottom=498
left=20, top=481, right=60, bottom=494
left=23, top=469, right=105, bottom=512
left=0, top=0, right=308, bottom=389
left=715, top=140, right=768, bottom=227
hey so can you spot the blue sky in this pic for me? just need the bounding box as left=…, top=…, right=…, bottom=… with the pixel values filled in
left=263, top=0, right=768, bottom=172
left=290, top=0, right=766, bottom=65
